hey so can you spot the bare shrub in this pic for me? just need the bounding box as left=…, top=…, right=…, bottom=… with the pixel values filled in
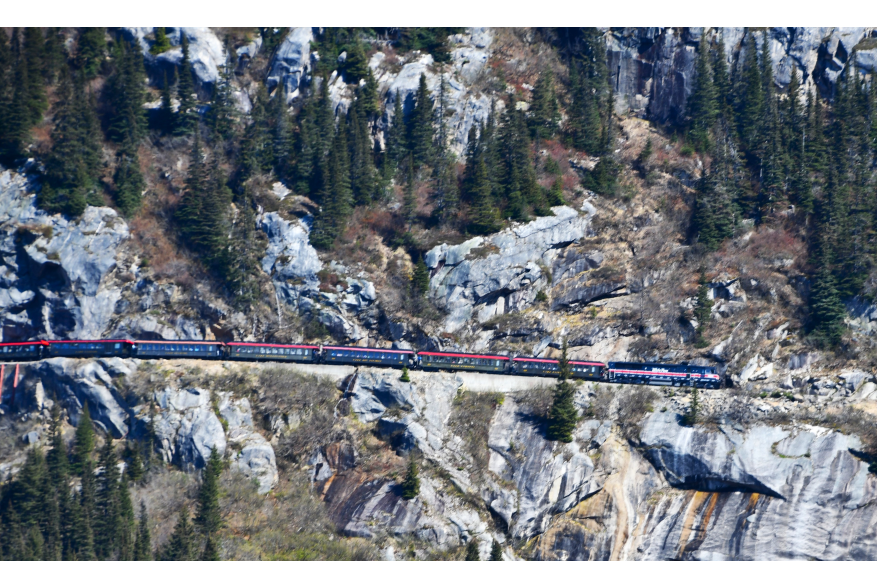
left=256, top=368, right=341, bottom=464
left=448, top=391, right=504, bottom=478
left=515, top=385, right=554, bottom=420
left=220, top=468, right=377, bottom=561
left=616, top=387, right=657, bottom=437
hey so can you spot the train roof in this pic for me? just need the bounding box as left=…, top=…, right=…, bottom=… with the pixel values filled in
left=513, top=357, right=605, bottom=366
left=419, top=351, right=510, bottom=360
left=608, top=361, right=714, bottom=370
left=226, top=342, right=319, bottom=349
left=0, top=341, right=49, bottom=346
left=323, top=346, right=415, bottom=354
left=48, top=339, right=134, bottom=344
left=133, top=340, right=223, bottom=345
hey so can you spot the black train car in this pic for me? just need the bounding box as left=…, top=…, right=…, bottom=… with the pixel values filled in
left=46, top=340, right=132, bottom=358
left=512, top=357, right=605, bottom=380
left=323, top=346, right=414, bottom=368
left=225, top=342, right=319, bottom=362
left=608, top=362, right=720, bottom=388
left=0, top=341, right=48, bottom=361
left=131, top=340, right=224, bottom=359
left=419, top=352, right=510, bottom=373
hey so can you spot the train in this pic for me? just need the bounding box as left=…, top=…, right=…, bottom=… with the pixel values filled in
left=0, top=339, right=723, bottom=389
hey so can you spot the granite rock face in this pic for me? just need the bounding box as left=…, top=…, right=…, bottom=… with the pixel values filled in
left=0, top=170, right=128, bottom=341
left=152, top=386, right=227, bottom=470
left=426, top=206, right=594, bottom=333
left=118, top=27, right=226, bottom=95
left=608, top=27, right=877, bottom=124
left=266, top=27, right=314, bottom=100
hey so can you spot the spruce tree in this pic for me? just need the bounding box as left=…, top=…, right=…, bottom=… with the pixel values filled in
left=201, top=533, right=220, bottom=561
left=400, top=365, right=411, bottom=383
left=22, top=28, right=48, bottom=126
left=736, top=33, right=763, bottom=154
left=693, top=268, right=713, bottom=348
left=76, top=28, right=106, bottom=79
left=529, top=69, right=560, bottom=143
left=72, top=404, right=95, bottom=476
left=468, top=155, right=500, bottom=235
left=400, top=456, right=420, bottom=500
left=95, top=441, right=121, bottom=560
left=685, top=387, right=700, bottom=426
left=408, top=73, right=434, bottom=168
left=163, top=505, right=195, bottom=561
left=361, top=67, right=380, bottom=118
left=150, top=27, right=172, bottom=55
left=118, top=473, right=135, bottom=561
left=686, top=36, right=717, bottom=152
left=490, top=540, right=503, bottom=561
left=412, top=255, right=430, bottom=295
left=195, top=446, right=223, bottom=536
left=465, top=539, right=480, bottom=561
left=175, top=32, right=198, bottom=135
left=74, top=456, right=96, bottom=560
left=4, top=49, right=32, bottom=162
left=209, top=43, right=237, bottom=142
left=386, top=91, right=406, bottom=171
left=546, top=340, right=577, bottom=443
left=134, top=502, right=152, bottom=561
left=404, top=154, right=416, bottom=224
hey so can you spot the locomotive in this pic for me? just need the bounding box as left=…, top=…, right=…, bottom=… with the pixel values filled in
left=0, top=339, right=722, bottom=389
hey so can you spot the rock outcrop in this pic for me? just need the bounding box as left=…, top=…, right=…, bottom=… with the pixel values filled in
left=608, top=27, right=877, bottom=123
left=118, top=27, right=226, bottom=95
left=426, top=206, right=594, bottom=333
left=0, top=169, right=128, bottom=341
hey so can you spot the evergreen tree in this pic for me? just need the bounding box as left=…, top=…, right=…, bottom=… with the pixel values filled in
left=400, top=365, right=411, bottom=383
left=691, top=130, right=737, bottom=250
left=150, top=27, right=172, bottom=55
left=209, top=43, right=237, bottom=142
left=95, top=441, right=121, bottom=560
left=42, top=28, right=64, bottom=85
left=400, top=456, right=420, bottom=500
left=113, top=129, right=145, bottom=217
left=162, top=505, right=196, bottom=561
left=348, top=97, right=377, bottom=205
left=712, top=35, right=732, bottom=123
left=195, top=446, right=223, bottom=537
left=686, top=36, right=717, bottom=152
left=361, top=67, right=380, bottom=118
left=117, top=474, right=135, bottom=561
left=566, top=29, right=609, bottom=155
left=134, top=502, right=152, bottom=561
left=22, top=28, right=48, bottom=126
left=465, top=539, right=480, bottom=561
left=546, top=340, right=577, bottom=443
left=40, top=69, right=102, bottom=216
left=2, top=44, right=31, bottom=162
left=106, top=40, right=147, bottom=143
left=175, top=32, right=198, bottom=135
left=157, top=72, right=174, bottom=134
left=529, top=69, right=560, bottom=142
left=736, top=33, right=764, bottom=154
left=343, top=40, right=369, bottom=83
left=490, top=540, right=503, bottom=561
left=311, top=117, right=353, bottom=250
left=468, top=155, right=501, bottom=235
left=404, top=154, right=416, bottom=224
left=72, top=404, right=95, bottom=476
left=684, top=387, right=700, bottom=426
left=201, top=533, right=220, bottom=561
left=408, top=73, right=434, bottom=168
left=76, top=28, right=106, bottom=79
left=386, top=90, right=406, bottom=171
left=693, top=268, right=714, bottom=347
left=412, top=255, right=430, bottom=295
left=74, top=456, right=96, bottom=560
